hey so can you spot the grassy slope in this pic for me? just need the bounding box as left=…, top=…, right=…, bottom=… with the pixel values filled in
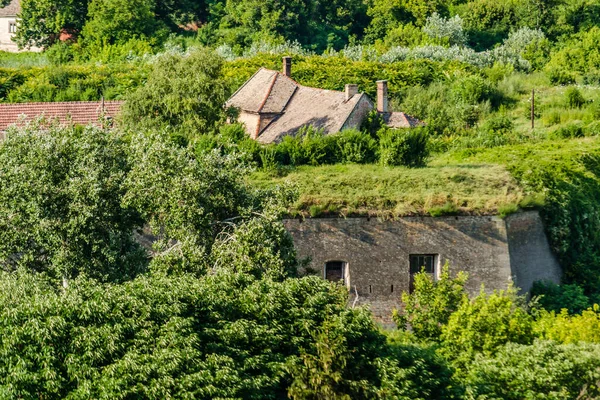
left=250, top=163, right=524, bottom=217
left=249, top=137, right=600, bottom=218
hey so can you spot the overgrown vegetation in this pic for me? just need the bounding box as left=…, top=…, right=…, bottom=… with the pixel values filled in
left=2, top=0, right=600, bottom=396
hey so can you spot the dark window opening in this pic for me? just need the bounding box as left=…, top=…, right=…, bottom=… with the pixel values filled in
left=410, top=254, right=436, bottom=274
left=325, top=261, right=345, bottom=284
left=9, top=22, right=16, bottom=34
left=409, top=254, right=437, bottom=293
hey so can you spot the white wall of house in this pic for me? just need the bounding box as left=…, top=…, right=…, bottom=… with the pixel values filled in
left=0, top=16, right=18, bottom=52
left=0, top=17, right=41, bottom=52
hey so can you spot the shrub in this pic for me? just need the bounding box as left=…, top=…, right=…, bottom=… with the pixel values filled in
left=45, top=42, right=76, bottom=65
left=551, top=123, right=584, bottom=139
left=378, top=128, right=430, bottom=167
left=297, top=126, right=338, bottom=166
left=394, top=265, right=468, bottom=340
left=534, top=305, right=600, bottom=344
left=440, top=287, right=535, bottom=370
left=335, top=129, right=377, bottom=164
left=451, top=75, right=494, bottom=105
left=531, top=281, right=590, bottom=314
left=465, top=340, right=600, bottom=399
left=565, top=86, right=586, bottom=108
left=480, top=113, right=514, bottom=135
left=547, top=68, right=576, bottom=85
left=360, top=110, right=385, bottom=138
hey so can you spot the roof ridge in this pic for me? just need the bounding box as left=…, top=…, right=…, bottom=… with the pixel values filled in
left=338, top=93, right=369, bottom=132
left=225, top=68, right=267, bottom=107
left=0, top=100, right=123, bottom=107
left=261, top=68, right=359, bottom=97
left=257, top=72, right=279, bottom=113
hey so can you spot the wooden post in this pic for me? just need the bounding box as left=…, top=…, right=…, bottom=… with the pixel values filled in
left=101, top=96, right=105, bottom=129
left=531, top=89, right=535, bottom=130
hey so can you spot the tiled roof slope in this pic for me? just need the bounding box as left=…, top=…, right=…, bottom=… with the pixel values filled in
left=226, top=68, right=298, bottom=114
left=258, top=87, right=368, bottom=144
left=0, top=100, right=123, bottom=131
left=381, top=112, right=424, bottom=129
left=0, top=0, right=19, bottom=17
left=227, top=68, right=368, bottom=143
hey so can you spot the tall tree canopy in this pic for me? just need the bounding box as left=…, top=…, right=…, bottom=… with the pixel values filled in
left=0, top=123, right=145, bottom=284
left=15, top=0, right=90, bottom=47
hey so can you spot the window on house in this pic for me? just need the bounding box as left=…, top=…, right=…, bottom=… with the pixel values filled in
left=409, top=254, right=438, bottom=292
left=9, top=22, right=17, bottom=34
left=324, top=261, right=347, bottom=285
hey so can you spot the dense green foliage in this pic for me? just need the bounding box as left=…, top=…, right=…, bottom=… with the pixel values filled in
left=0, top=123, right=145, bottom=284
left=3, top=0, right=600, bottom=395
left=121, top=50, right=229, bottom=134
left=465, top=340, right=600, bottom=399
left=394, top=265, right=468, bottom=340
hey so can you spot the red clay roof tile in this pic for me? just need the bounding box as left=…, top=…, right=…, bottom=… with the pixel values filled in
left=0, top=101, right=123, bottom=131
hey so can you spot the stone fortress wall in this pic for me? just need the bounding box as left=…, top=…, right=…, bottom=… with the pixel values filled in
left=283, top=211, right=562, bottom=322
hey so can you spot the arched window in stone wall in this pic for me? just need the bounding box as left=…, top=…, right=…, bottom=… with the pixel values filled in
left=324, top=260, right=348, bottom=286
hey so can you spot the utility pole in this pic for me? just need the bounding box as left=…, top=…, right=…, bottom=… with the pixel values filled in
left=531, top=89, right=535, bottom=130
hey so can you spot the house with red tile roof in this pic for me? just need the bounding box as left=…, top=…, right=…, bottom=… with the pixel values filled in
left=0, top=100, right=123, bottom=133
left=225, top=57, right=423, bottom=143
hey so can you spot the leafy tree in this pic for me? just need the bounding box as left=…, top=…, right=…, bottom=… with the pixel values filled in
left=364, top=0, right=453, bottom=43
left=122, top=49, right=230, bottom=134
left=534, top=305, right=600, bottom=343
left=440, top=287, right=535, bottom=370
left=216, top=0, right=368, bottom=51
left=124, top=131, right=259, bottom=274
left=0, top=123, right=146, bottom=284
left=15, top=0, right=90, bottom=48
left=423, top=12, right=468, bottom=46
left=394, top=265, right=468, bottom=340
left=531, top=281, right=591, bottom=314
left=465, top=340, right=600, bottom=399
left=81, top=0, right=168, bottom=48
left=0, top=269, right=382, bottom=398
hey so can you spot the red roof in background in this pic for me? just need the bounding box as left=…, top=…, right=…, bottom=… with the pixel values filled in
left=0, top=101, right=123, bottom=131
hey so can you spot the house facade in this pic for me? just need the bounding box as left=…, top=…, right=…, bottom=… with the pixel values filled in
left=0, top=0, right=40, bottom=52
left=226, top=57, right=422, bottom=143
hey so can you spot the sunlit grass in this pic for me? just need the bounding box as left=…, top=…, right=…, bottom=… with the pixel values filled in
left=0, top=51, right=48, bottom=68
left=249, top=163, right=524, bottom=218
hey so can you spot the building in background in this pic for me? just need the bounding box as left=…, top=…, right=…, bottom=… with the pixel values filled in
left=226, top=57, right=423, bottom=143
left=0, top=0, right=40, bottom=52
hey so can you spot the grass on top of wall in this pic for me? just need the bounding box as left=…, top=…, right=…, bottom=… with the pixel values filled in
left=249, top=163, right=525, bottom=218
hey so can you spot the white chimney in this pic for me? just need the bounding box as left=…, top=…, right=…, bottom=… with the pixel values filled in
left=377, top=80, right=388, bottom=113
left=345, top=84, right=358, bottom=101
left=283, top=56, right=292, bottom=77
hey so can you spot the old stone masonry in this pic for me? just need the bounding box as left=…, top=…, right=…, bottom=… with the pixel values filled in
left=284, top=211, right=561, bottom=323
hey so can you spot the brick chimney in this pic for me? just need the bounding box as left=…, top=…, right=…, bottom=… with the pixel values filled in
left=345, top=84, right=358, bottom=101
left=377, top=80, right=388, bottom=113
left=283, top=56, right=292, bottom=77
